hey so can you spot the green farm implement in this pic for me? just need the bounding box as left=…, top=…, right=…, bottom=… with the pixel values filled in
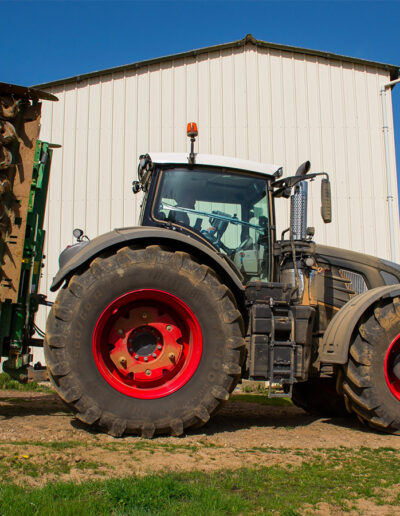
left=0, top=82, right=56, bottom=381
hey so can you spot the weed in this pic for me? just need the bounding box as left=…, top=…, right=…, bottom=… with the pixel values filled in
left=242, top=384, right=254, bottom=393
left=0, top=373, right=52, bottom=392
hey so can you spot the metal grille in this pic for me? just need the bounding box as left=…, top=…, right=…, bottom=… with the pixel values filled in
left=339, top=269, right=368, bottom=296
left=290, top=182, right=308, bottom=240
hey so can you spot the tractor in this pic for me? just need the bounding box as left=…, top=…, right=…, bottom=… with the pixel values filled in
left=45, top=122, right=400, bottom=438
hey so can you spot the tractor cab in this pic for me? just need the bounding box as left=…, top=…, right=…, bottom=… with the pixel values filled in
left=137, top=157, right=280, bottom=281
left=136, top=125, right=282, bottom=282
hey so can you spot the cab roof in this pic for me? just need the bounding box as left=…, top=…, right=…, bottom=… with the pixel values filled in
left=148, top=152, right=281, bottom=177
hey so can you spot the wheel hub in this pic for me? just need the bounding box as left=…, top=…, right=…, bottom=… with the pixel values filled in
left=109, top=317, right=184, bottom=381
left=92, top=289, right=202, bottom=399
left=128, top=326, right=159, bottom=357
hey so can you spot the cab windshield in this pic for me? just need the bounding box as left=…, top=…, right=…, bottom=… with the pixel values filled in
left=153, top=167, right=271, bottom=280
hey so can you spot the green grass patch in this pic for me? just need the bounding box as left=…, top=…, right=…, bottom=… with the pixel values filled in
left=231, top=393, right=292, bottom=406
left=99, top=439, right=217, bottom=453
left=0, top=440, right=84, bottom=450
left=0, top=439, right=221, bottom=456
left=0, top=372, right=52, bottom=392
left=0, top=447, right=399, bottom=515
left=0, top=451, right=100, bottom=481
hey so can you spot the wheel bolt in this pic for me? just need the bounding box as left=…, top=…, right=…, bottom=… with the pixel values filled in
left=152, top=353, right=157, bottom=358
left=145, top=369, right=151, bottom=376
left=119, top=357, right=127, bottom=367
left=144, top=357, right=148, bottom=362
left=166, top=325, right=172, bottom=332
left=157, top=345, right=162, bottom=350
left=169, top=352, right=175, bottom=361
left=142, top=312, right=148, bottom=320
left=117, top=329, right=124, bottom=336
left=135, top=355, right=139, bottom=360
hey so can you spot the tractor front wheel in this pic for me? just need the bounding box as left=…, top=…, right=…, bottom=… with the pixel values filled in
left=340, top=297, right=400, bottom=433
left=44, top=246, right=245, bottom=437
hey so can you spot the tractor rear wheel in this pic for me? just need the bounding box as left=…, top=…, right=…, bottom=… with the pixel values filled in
left=340, top=297, right=400, bottom=433
left=291, top=377, right=348, bottom=417
left=44, top=245, right=245, bottom=437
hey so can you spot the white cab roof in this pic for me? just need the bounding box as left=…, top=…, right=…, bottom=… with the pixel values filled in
left=148, top=152, right=281, bottom=177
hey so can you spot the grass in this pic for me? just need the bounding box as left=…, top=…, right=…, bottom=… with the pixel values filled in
left=241, top=382, right=269, bottom=394
left=0, top=438, right=221, bottom=455
left=0, top=440, right=84, bottom=450
left=0, top=372, right=52, bottom=392
left=0, top=448, right=101, bottom=481
left=231, top=393, right=292, bottom=406
left=0, top=447, right=399, bottom=515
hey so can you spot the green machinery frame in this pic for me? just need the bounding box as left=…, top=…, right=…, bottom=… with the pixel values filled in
left=0, top=140, right=52, bottom=380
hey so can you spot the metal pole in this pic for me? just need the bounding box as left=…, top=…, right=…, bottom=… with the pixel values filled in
left=380, top=78, right=400, bottom=262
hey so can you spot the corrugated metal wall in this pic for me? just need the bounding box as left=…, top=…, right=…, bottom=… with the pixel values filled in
left=35, top=43, right=399, bottom=349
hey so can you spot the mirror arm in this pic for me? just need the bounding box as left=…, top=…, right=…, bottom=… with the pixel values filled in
left=272, top=172, right=329, bottom=195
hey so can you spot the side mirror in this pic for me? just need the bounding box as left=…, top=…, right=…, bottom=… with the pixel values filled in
left=321, top=178, right=332, bottom=223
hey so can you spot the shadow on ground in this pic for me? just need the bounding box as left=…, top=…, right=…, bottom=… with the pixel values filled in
left=0, top=392, right=70, bottom=418
left=0, top=390, right=373, bottom=437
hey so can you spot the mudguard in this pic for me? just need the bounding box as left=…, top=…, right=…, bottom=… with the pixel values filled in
left=320, top=284, right=400, bottom=364
left=50, top=226, right=245, bottom=297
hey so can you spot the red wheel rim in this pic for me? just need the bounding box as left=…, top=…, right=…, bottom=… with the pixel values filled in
left=92, top=289, right=202, bottom=399
left=384, top=333, right=400, bottom=401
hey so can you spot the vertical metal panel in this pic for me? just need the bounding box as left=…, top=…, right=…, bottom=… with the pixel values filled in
left=35, top=44, right=400, bottom=361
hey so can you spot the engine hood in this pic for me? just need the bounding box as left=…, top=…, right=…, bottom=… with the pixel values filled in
left=315, top=244, right=400, bottom=288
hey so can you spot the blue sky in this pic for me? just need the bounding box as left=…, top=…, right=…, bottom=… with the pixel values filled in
left=3, top=0, right=400, bottom=190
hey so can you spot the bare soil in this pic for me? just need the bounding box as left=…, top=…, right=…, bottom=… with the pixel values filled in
left=2, top=389, right=400, bottom=515
left=3, top=390, right=400, bottom=448
left=1, top=389, right=400, bottom=489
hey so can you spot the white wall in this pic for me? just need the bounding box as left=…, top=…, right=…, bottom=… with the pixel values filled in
left=34, top=43, right=399, bottom=360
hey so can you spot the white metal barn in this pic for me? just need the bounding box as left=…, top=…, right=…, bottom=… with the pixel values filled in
left=35, top=34, right=400, bottom=336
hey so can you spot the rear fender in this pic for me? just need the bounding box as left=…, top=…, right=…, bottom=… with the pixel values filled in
left=320, top=284, right=400, bottom=364
left=50, top=226, right=245, bottom=305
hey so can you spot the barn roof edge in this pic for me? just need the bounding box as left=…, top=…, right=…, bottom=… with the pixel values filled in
left=33, top=33, right=400, bottom=89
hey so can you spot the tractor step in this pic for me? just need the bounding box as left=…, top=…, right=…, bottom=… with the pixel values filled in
left=267, top=340, right=296, bottom=397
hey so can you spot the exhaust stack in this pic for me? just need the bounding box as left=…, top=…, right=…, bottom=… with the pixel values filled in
left=290, top=181, right=308, bottom=240
left=290, top=160, right=310, bottom=240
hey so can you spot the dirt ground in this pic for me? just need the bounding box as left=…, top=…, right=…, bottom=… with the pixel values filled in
left=3, top=389, right=400, bottom=448
left=1, top=390, right=400, bottom=484
left=2, top=390, right=400, bottom=514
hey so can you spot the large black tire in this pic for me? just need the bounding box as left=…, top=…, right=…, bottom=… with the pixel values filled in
left=44, top=245, right=245, bottom=438
left=291, top=377, right=348, bottom=417
left=340, top=297, right=400, bottom=433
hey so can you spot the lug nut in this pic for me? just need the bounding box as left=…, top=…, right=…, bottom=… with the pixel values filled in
left=144, top=357, right=148, bottom=362
left=119, top=357, right=127, bottom=368
left=169, top=352, right=175, bottom=361
left=135, top=355, right=139, bottom=360
left=145, top=369, right=151, bottom=376
left=117, top=329, right=124, bottom=336
left=166, top=325, right=172, bottom=332
left=142, top=312, right=148, bottom=320
left=157, top=345, right=162, bottom=350
left=152, top=353, right=157, bottom=358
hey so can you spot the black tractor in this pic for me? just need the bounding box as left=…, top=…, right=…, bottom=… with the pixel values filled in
left=45, top=123, right=400, bottom=437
